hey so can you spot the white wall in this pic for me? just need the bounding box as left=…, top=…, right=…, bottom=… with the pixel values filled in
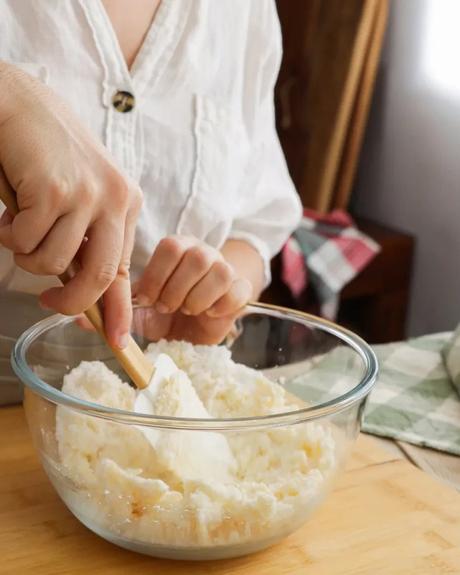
left=353, top=0, right=460, bottom=336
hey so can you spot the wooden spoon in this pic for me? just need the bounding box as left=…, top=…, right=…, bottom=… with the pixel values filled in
left=0, top=184, right=153, bottom=389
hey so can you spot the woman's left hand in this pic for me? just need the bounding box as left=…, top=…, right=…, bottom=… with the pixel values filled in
left=133, top=236, right=253, bottom=344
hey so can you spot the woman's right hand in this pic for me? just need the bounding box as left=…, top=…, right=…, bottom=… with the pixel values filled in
left=0, top=62, right=142, bottom=349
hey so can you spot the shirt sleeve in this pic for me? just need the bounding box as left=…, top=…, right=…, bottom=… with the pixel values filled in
left=227, top=0, right=302, bottom=286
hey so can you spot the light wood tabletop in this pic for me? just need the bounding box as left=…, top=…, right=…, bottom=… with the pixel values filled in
left=1, top=405, right=460, bottom=574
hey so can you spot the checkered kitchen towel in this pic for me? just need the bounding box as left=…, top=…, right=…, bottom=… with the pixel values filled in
left=281, top=209, right=380, bottom=319
left=289, top=329, right=460, bottom=456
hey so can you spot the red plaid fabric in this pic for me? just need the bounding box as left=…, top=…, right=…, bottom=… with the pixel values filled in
left=281, top=210, right=380, bottom=319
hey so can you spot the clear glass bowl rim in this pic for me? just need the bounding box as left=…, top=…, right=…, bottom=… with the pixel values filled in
left=11, top=302, right=378, bottom=431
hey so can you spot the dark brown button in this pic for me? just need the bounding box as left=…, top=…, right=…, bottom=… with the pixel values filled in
left=112, top=90, right=135, bottom=113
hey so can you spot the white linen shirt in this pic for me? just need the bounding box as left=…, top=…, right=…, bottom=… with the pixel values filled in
left=0, top=0, right=301, bottom=294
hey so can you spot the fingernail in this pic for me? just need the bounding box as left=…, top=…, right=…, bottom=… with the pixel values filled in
left=155, top=302, right=170, bottom=314
left=206, top=307, right=218, bottom=317
left=116, top=333, right=129, bottom=349
left=181, top=307, right=191, bottom=315
left=136, top=294, right=152, bottom=306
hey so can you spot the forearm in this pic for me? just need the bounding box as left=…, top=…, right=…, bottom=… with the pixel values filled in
left=220, top=239, right=266, bottom=300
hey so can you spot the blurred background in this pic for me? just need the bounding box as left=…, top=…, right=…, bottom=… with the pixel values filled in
left=263, top=0, right=460, bottom=345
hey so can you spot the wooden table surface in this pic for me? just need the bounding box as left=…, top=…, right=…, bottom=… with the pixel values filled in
left=2, top=406, right=460, bottom=574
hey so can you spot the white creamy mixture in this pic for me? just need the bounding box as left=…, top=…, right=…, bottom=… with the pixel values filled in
left=56, top=341, right=336, bottom=550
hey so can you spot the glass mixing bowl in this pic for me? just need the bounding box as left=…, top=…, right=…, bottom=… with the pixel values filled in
left=12, top=303, right=378, bottom=561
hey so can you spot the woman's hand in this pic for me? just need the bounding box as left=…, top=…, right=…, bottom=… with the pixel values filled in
left=0, top=62, right=142, bottom=348
left=134, top=236, right=254, bottom=344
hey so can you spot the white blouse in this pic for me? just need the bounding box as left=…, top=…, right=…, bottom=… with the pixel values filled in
left=0, top=0, right=301, bottom=295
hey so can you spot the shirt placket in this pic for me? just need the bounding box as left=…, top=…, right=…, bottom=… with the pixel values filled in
left=80, top=0, right=195, bottom=279
left=79, top=0, right=190, bottom=185
left=78, top=0, right=138, bottom=181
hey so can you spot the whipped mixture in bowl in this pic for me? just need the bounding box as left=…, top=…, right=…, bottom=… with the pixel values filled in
left=54, top=340, right=338, bottom=559
left=14, top=304, right=378, bottom=561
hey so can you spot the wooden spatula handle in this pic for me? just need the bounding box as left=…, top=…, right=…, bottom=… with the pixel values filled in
left=0, top=180, right=153, bottom=389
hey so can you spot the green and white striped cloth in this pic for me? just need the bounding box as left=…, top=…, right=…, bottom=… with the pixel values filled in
left=365, top=330, right=460, bottom=455
left=289, top=328, right=460, bottom=456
